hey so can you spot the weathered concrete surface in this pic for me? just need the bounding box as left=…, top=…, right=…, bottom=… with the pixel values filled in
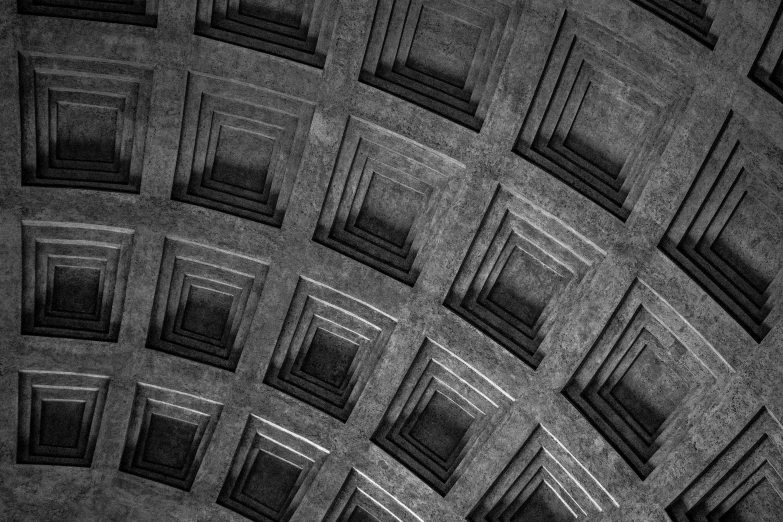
left=1, top=0, right=783, bottom=521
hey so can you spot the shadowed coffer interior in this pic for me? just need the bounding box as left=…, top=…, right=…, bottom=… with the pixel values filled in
left=4, top=0, right=783, bottom=521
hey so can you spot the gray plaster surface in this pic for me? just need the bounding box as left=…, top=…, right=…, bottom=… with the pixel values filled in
left=1, top=0, right=783, bottom=521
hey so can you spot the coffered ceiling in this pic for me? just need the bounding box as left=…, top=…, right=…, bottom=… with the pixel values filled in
left=2, top=0, right=783, bottom=521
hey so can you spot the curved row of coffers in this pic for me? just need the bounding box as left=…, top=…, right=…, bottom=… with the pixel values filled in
left=15, top=211, right=783, bottom=521
left=16, top=4, right=783, bottom=345
left=12, top=1, right=783, bottom=521
left=18, top=363, right=783, bottom=522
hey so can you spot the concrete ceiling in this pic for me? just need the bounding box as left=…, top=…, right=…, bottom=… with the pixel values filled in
left=2, top=0, right=783, bottom=520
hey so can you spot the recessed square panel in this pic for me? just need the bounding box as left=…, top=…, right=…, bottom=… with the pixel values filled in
left=172, top=72, right=315, bottom=226
left=142, top=414, right=198, bottom=470
left=56, top=102, right=118, bottom=163
left=508, top=481, right=576, bottom=522
left=22, top=221, right=135, bottom=342
left=608, top=337, right=689, bottom=436
left=469, top=425, right=617, bottom=522
left=18, top=53, right=154, bottom=192
left=353, top=171, right=427, bottom=249
left=514, top=11, right=690, bottom=220
left=179, top=285, right=235, bottom=341
left=147, top=236, right=269, bottom=371
left=406, top=5, right=483, bottom=88
left=242, top=450, right=303, bottom=513
left=445, top=186, right=603, bottom=369
left=562, top=82, right=652, bottom=179
left=18, top=0, right=158, bottom=26
left=194, top=0, right=338, bottom=67
left=120, top=383, right=223, bottom=491
left=373, top=338, right=512, bottom=495
left=361, top=0, right=522, bottom=130
left=406, top=390, right=475, bottom=462
left=660, top=111, right=783, bottom=342
left=50, top=265, right=102, bottom=316
left=315, top=117, right=463, bottom=285
left=322, top=469, right=424, bottom=522
left=483, top=243, right=570, bottom=328
left=750, top=2, right=783, bottom=104
left=38, top=400, right=86, bottom=449
left=299, top=328, right=360, bottom=389
left=265, top=276, right=397, bottom=422
left=563, top=279, right=730, bottom=479
left=667, top=408, right=783, bottom=521
left=218, top=415, right=329, bottom=522
left=17, top=370, right=110, bottom=467
left=626, top=0, right=718, bottom=48
left=211, top=126, right=275, bottom=193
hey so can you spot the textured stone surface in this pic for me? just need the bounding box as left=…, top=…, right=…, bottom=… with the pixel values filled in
left=3, top=0, right=783, bottom=521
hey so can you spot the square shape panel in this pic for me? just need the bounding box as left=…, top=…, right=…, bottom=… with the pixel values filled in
left=667, top=408, right=783, bottom=521
left=18, top=53, right=154, bottom=192
left=265, top=276, right=397, bottom=422
left=299, top=328, right=360, bottom=389
left=469, top=425, right=617, bottom=522
left=147, top=236, right=269, bottom=371
left=406, top=390, right=475, bottom=461
left=750, top=2, right=783, bottom=104
left=361, top=0, right=522, bottom=130
left=38, top=400, right=86, bottom=449
left=314, top=117, right=463, bottom=285
left=17, top=0, right=158, bottom=26
left=120, top=383, right=223, bottom=491
left=659, top=111, right=783, bottom=342
left=50, top=265, right=102, bottom=315
left=142, top=414, right=199, bottom=470
left=322, top=469, right=423, bottom=522
left=17, top=370, right=110, bottom=467
left=56, top=101, right=118, bottom=163
left=21, top=221, right=135, bottom=342
left=563, top=279, right=731, bottom=479
left=513, top=11, right=691, bottom=220
left=171, top=72, right=315, bottom=226
left=195, top=0, right=338, bottom=67
left=626, top=0, right=718, bottom=48
left=218, top=415, right=329, bottom=522
left=445, top=186, right=603, bottom=369
left=372, top=338, right=513, bottom=495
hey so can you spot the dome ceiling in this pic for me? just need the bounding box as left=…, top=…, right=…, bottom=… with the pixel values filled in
left=2, top=0, right=783, bottom=521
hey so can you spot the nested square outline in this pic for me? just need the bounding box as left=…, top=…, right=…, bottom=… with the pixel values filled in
left=172, top=72, right=315, bottom=226
left=146, top=236, right=269, bottom=371
left=218, top=414, right=329, bottom=522
left=120, top=382, right=223, bottom=491
left=17, top=0, right=158, bottom=27
left=321, top=468, right=423, bottom=522
left=562, top=279, right=730, bottom=480
left=372, top=337, right=512, bottom=495
left=445, top=185, right=603, bottom=370
left=667, top=408, right=783, bottom=521
left=513, top=11, right=690, bottom=221
left=264, top=276, right=397, bottom=422
left=660, top=110, right=783, bottom=343
left=195, top=0, right=337, bottom=68
left=18, top=52, right=154, bottom=192
left=626, top=0, right=718, bottom=48
left=360, top=0, right=521, bottom=130
left=388, top=365, right=485, bottom=480
left=21, top=220, right=135, bottom=342
left=750, top=1, right=783, bottom=104
left=315, top=116, right=462, bottom=286
left=469, top=424, right=617, bottom=522
left=47, top=89, right=127, bottom=173
left=17, top=370, right=110, bottom=467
